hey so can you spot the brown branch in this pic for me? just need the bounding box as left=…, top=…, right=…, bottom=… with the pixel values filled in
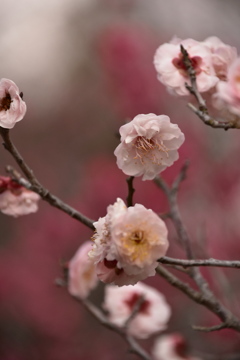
left=56, top=278, right=152, bottom=360
left=155, top=164, right=240, bottom=332
left=80, top=299, right=152, bottom=360
left=126, top=176, right=135, bottom=207
left=187, top=103, right=238, bottom=130
left=155, top=163, right=211, bottom=297
left=180, top=45, right=207, bottom=111
left=156, top=265, right=240, bottom=332
left=0, top=128, right=95, bottom=230
left=192, top=323, right=228, bottom=332
left=159, top=256, right=240, bottom=269
left=123, top=295, right=145, bottom=330
left=180, top=45, right=239, bottom=130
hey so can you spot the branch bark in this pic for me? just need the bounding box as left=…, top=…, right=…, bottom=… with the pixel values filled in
left=0, top=128, right=95, bottom=230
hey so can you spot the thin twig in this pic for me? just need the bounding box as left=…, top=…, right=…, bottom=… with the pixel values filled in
left=156, top=265, right=240, bottom=332
left=192, top=323, right=228, bottom=332
left=159, top=256, right=240, bottom=269
left=126, top=176, right=135, bottom=207
left=81, top=299, right=152, bottom=360
left=180, top=45, right=239, bottom=130
left=56, top=279, right=152, bottom=360
left=123, top=295, right=145, bottom=330
left=187, top=103, right=238, bottom=130
left=0, top=129, right=95, bottom=230
left=180, top=45, right=207, bottom=111
left=155, top=163, right=213, bottom=298
left=155, top=164, right=240, bottom=332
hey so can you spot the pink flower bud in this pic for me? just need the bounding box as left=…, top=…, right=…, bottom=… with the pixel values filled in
left=0, top=78, right=27, bottom=129
left=103, top=282, right=171, bottom=339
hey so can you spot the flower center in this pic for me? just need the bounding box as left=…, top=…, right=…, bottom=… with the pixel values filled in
left=130, top=230, right=144, bottom=244
left=133, top=136, right=169, bottom=164
left=172, top=54, right=202, bottom=77
left=0, top=92, right=12, bottom=111
left=124, top=293, right=150, bottom=314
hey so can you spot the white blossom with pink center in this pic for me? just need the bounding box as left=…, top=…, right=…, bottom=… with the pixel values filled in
left=89, top=198, right=169, bottom=286
left=68, top=241, right=98, bottom=299
left=152, top=334, right=201, bottom=360
left=213, top=58, right=240, bottom=117
left=0, top=78, right=27, bottom=129
left=203, top=36, right=237, bottom=81
left=114, top=114, right=185, bottom=181
left=154, top=38, right=219, bottom=96
left=0, top=188, right=40, bottom=217
left=103, top=282, right=171, bottom=339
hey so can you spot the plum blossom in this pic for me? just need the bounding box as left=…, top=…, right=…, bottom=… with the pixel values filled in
left=68, top=241, right=98, bottom=299
left=103, top=282, right=171, bottom=339
left=114, top=114, right=185, bottom=181
left=0, top=78, right=27, bottom=129
left=154, top=38, right=218, bottom=96
left=213, top=58, right=240, bottom=117
left=152, top=334, right=201, bottom=360
left=203, top=36, right=237, bottom=81
left=0, top=176, right=40, bottom=217
left=89, top=198, right=169, bottom=286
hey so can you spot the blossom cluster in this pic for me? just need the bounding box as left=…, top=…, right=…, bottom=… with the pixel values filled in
left=154, top=36, right=236, bottom=96
left=154, top=36, right=240, bottom=121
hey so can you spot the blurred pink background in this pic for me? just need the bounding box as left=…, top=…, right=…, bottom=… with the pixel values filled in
left=0, top=0, right=240, bottom=359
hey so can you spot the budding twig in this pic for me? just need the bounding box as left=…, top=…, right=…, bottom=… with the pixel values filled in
left=180, top=45, right=239, bottom=130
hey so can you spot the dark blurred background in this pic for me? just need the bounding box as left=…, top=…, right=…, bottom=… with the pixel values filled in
left=1, top=0, right=240, bottom=359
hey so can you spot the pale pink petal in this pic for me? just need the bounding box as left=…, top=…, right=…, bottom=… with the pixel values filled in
left=68, top=241, right=98, bottom=299
left=0, top=78, right=27, bottom=129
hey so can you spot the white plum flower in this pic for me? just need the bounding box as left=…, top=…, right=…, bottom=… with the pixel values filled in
left=0, top=78, right=27, bottom=129
left=103, top=282, right=171, bottom=339
left=154, top=38, right=218, bottom=96
left=68, top=241, right=98, bottom=299
left=114, top=114, right=185, bottom=181
left=89, top=198, right=169, bottom=286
